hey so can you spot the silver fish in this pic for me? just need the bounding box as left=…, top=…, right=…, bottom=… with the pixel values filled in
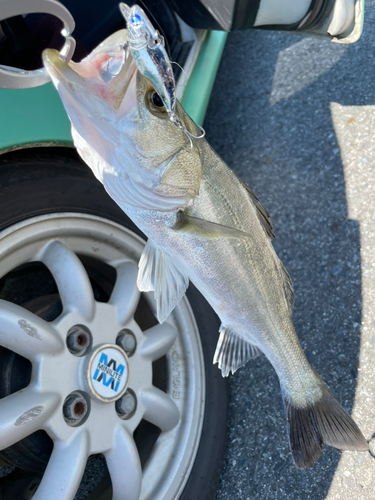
left=43, top=29, right=369, bottom=469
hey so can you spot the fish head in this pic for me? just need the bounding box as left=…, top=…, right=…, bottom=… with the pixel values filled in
left=43, top=31, right=136, bottom=147
left=43, top=30, right=202, bottom=212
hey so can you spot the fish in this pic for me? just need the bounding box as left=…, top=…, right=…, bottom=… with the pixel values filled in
left=42, top=23, right=369, bottom=469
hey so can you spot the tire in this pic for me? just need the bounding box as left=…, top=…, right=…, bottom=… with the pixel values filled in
left=0, top=152, right=228, bottom=500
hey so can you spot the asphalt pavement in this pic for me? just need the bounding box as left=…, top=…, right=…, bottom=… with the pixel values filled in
left=204, top=3, right=375, bottom=499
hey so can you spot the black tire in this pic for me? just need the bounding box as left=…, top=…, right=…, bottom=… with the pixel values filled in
left=0, top=152, right=228, bottom=500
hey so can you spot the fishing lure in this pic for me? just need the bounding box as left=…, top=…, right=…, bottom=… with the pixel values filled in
left=120, top=3, right=205, bottom=150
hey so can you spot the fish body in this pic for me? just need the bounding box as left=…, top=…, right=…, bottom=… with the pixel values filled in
left=124, top=131, right=323, bottom=408
left=42, top=27, right=369, bottom=469
left=126, top=146, right=309, bottom=391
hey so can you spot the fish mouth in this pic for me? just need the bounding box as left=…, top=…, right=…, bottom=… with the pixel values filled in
left=42, top=49, right=85, bottom=88
left=43, top=46, right=137, bottom=114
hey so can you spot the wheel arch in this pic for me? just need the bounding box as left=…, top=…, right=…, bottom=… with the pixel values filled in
left=0, top=146, right=82, bottom=165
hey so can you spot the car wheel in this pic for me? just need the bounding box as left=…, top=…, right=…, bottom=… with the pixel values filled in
left=0, top=153, right=228, bottom=500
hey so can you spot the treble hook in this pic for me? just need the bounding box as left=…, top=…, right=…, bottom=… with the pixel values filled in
left=169, top=112, right=205, bottom=152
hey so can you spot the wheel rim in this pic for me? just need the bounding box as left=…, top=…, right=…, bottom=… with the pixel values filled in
left=0, top=213, right=205, bottom=500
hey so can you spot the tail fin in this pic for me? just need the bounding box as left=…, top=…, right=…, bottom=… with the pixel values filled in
left=283, top=382, right=369, bottom=469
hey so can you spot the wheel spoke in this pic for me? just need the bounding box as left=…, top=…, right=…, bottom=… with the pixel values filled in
left=0, top=389, right=59, bottom=450
left=0, top=300, right=64, bottom=360
left=105, top=424, right=142, bottom=500
left=140, top=323, right=178, bottom=361
left=140, top=386, right=180, bottom=432
left=109, top=261, right=140, bottom=324
left=39, top=240, right=95, bottom=320
left=33, top=430, right=89, bottom=500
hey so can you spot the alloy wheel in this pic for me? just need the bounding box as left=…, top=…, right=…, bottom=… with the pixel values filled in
left=0, top=213, right=205, bottom=500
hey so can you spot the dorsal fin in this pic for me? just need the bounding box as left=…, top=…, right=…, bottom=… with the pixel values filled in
left=235, top=175, right=294, bottom=313
left=236, top=175, right=275, bottom=239
left=213, top=326, right=262, bottom=377
left=279, top=262, right=294, bottom=315
left=137, top=240, right=189, bottom=323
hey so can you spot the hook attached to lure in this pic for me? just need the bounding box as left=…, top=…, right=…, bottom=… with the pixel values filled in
left=169, top=112, right=206, bottom=152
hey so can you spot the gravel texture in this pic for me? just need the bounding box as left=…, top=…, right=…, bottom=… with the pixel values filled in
left=204, top=4, right=375, bottom=499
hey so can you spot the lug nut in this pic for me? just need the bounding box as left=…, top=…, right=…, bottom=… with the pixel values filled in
left=117, top=330, right=136, bottom=355
left=63, top=392, right=89, bottom=426
left=116, top=391, right=137, bottom=419
left=67, top=326, right=91, bottom=355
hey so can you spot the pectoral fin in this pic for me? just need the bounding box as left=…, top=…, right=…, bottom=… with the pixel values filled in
left=174, top=212, right=251, bottom=240
left=213, top=326, right=262, bottom=377
left=137, top=240, right=189, bottom=323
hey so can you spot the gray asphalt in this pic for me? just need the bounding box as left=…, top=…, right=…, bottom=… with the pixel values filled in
left=204, top=3, right=375, bottom=499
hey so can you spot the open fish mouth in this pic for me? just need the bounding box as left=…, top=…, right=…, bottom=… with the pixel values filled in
left=42, top=31, right=137, bottom=115
left=43, top=48, right=85, bottom=88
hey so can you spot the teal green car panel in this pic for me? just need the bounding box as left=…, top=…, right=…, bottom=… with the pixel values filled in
left=0, top=82, right=73, bottom=151
left=180, top=31, right=227, bottom=126
left=0, top=30, right=227, bottom=153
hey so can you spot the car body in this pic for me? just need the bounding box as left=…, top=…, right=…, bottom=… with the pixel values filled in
left=0, top=0, right=365, bottom=499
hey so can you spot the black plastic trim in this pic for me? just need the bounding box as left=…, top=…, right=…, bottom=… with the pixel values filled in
left=165, top=0, right=223, bottom=30
left=300, top=0, right=336, bottom=31
left=232, top=0, right=261, bottom=30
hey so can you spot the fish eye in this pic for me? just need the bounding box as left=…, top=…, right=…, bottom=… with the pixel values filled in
left=152, top=92, right=164, bottom=108
left=146, top=88, right=167, bottom=117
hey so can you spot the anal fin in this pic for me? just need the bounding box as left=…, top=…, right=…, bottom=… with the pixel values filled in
left=137, top=240, right=189, bottom=324
left=213, top=326, right=262, bottom=377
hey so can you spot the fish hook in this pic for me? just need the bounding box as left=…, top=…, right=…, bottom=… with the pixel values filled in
left=104, top=43, right=129, bottom=78
left=169, top=112, right=205, bottom=152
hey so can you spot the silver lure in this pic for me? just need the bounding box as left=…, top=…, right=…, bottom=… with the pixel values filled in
left=119, top=3, right=205, bottom=150
left=119, top=3, right=175, bottom=114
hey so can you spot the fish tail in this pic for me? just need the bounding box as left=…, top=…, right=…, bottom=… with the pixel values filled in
left=282, top=378, right=369, bottom=468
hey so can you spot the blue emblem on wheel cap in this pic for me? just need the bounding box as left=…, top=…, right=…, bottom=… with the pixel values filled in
left=92, top=352, right=125, bottom=393
left=87, top=345, right=130, bottom=402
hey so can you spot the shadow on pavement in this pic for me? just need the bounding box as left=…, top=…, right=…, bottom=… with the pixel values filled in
left=203, top=17, right=375, bottom=499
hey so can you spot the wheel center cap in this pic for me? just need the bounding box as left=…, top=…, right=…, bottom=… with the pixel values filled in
left=87, top=344, right=130, bottom=402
